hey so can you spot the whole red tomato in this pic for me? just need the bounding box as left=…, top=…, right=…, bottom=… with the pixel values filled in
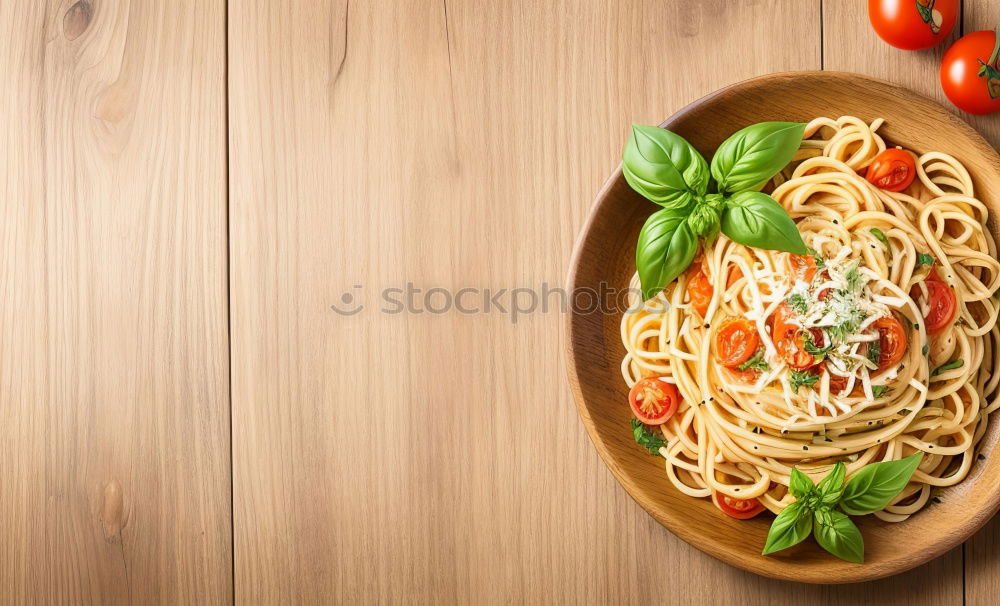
left=868, top=0, right=958, bottom=50
left=941, top=30, right=1000, bottom=115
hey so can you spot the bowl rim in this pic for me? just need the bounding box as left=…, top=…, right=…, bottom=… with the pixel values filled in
left=563, top=70, right=1000, bottom=584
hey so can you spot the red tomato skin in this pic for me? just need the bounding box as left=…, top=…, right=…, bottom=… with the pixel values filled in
left=866, top=149, right=917, bottom=192
left=869, top=0, right=958, bottom=51
left=924, top=279, right=958, bottom=334
left=713, top=492, right=765, bottom=520
left=941, top=30, right=1000, bottom=115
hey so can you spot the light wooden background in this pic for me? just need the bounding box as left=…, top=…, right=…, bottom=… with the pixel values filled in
left=2, top=0, right=999, bottom=604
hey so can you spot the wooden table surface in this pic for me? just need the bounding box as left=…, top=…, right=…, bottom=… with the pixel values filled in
left=3, top=1, right=1000, bottom=603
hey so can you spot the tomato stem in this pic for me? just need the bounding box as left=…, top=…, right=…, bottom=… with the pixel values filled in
left=992, top=28, right=1000, bottom=66
left=980, top=27, right=1000, bottom=71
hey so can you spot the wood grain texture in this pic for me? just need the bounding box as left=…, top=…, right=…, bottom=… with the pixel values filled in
left=0, top=1, right=231, bottom=603
left=962, top=3, right=1000, bottom=603
left=230, top=0, right=991, bottom=604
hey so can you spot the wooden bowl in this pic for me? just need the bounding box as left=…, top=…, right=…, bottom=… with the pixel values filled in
left=564, top=71, right=1000, bottom=583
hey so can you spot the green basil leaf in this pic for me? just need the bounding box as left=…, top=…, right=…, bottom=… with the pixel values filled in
left=762, top=501, right=813, bottom=556
left=816, top=462, right=846, bottom=505
left=932, top=359, right=964, bottom=376
left=839, top=453, right=923, bottom=516
left=623, top=125, right=709, bottom=208
left=788, top=468, right=814, bottom=499
left=631, top=418, right=667, bottom=455
left=710, top=122, right=806, bottom=194
left=870, top=228, right=890, bottom=249
left=813, top=509, right=864, bottom=563
left=721, top=191, right=808, bottom=255
left=636, top=206, right=699, bottom=300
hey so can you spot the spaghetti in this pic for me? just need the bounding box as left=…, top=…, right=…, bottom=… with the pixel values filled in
left=621, top=116, right=1000, bottom=521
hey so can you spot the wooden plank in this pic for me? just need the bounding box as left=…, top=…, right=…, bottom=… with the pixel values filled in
left=0, top=1, right=231, bottom=603
left=962, top=5, right=1000, bottom=604
left=228, top=0, right=874, bottom=602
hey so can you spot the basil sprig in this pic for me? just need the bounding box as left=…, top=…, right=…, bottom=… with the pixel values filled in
left=762, top=454, right=923, bottom=563
left=631, top=419, right=667, bottom=455
left=623, top=122, right=808, bottom=300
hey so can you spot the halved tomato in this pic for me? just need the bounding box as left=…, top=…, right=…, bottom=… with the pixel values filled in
left=865, top=148, right=917, bottom=192
left=715, top=318, right=759, bottom=368
left=872, top=316, right=908, bottom=369
left=628, top=378, right=680, bottom=425
left=713, top=492, right=766, bottom=520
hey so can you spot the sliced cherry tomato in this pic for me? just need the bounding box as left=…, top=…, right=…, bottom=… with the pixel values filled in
left=872, top=316, right=908, bottom=369
left=785, top=253, right=818, bottom=282
left=713, top=492, right=765, bottom=520
left=865, top=148, right=917, bottom=192
left=628, top=378, right=680, bottom=425
left=869, top=0, right=958, bottom=51
left=688, top=263, right=744, bottom=318
left=771, top=305, right=823, bottom=370
left=687, top=265, right=713, bottom=318
left=715, top=318, right=759, bottom=368
left=922, top=271, right=958, bottom=334
left=941, top=29, right=1000, bottom=115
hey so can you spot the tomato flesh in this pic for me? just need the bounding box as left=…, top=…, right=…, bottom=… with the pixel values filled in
left=688, top=263, right=743, bottom=318
left=713, top=492, right=765, bottom=520
left=628, top=378, right=680, bottom=425
left=941, top=30, right=1000, bottom=115
left=869, top=0, right=958, bottom=51
left=921, top=270, right=958, bottom=334
left=687, top=265, right=713, bottom=318
left=866, top=148, right=917, bottom=192
left=715, top=318, right=759, bottom=368
left=872, top=316, right=907, bottom=370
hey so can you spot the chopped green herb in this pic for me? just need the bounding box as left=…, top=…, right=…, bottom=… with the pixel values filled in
left=870, top=228, right=889, bottom=249
left=867, top=339, right=882, bottom=366
left=932, top=359, right=964, bottom=376
left=786, top=292, right=809, bottom=314
left=789, top=370, right=819, bottom=393
left=803, top=331, right=833, bottom=360
left=922, top=343, right=929, bottom=356
left=872, top=385, right=889, bottom=398
left=844, top=260, right=863, bottom=292
left=737, top=352, right=770, bottom=372
left=631, top=418, right=667, bottom=455
left=916, top=253, right=935, bottom=267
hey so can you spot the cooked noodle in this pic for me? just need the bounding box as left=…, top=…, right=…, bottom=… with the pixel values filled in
left=621, top=116, right=1000, bottom=521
